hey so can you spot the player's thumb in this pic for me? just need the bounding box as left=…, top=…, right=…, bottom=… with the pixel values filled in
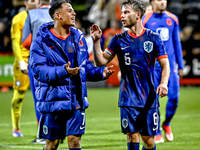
left=156, top=87, right=159, bottom=95
left=65, top=61, right=71, bottom=68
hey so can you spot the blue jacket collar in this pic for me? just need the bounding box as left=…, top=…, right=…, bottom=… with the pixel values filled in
left=37, top=22, right=84, bottom=40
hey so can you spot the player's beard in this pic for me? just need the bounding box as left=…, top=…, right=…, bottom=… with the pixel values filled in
left=158, top=4, right=166, bottom=12
left=123, top=19, right=136, bottom=29
left=158, top=8, right=166, bottom=13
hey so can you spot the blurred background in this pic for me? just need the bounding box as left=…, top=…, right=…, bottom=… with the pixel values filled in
left=0, top=0, right=200, bottom=92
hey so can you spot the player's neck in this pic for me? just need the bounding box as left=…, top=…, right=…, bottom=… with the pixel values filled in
left=128, top=22, right=144, bottom=37
left=154, top=9, right=165, bottom=14
left=53, top=24, right=70, bottom=38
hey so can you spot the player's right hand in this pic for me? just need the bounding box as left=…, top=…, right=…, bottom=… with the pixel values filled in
left=157, top=83, right=168, bottom=98
left=65, top=61, right=80, bottom=75
left=90, top=24, right=102, bottom=43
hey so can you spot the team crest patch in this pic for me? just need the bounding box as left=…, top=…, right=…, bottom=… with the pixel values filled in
left=43, top=125, right=48, bottom=135
left=166, top=18, right=172, bottom=26
left=144, top=41, right=153, bottom=53
left=122, top=118, right=128, bottom=128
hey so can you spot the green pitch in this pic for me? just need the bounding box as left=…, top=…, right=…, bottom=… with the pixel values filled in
left=0, top=87, right=199, bottom=150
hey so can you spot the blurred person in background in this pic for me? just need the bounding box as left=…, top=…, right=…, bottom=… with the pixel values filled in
left=103, top=20, right=123, bottom=44
left=0, top=21, right=6, bottom=53
left=103, top=20, right=123, bottom=87
left=0, top=20, right=12, bottom=54
left=179, top=0, right=200, bottom=29
left=182, top=24, right=200, bottom=78
left=106, top=0, right=123, bottom=22
left=22, top=0, right=52, bottom=144
left=87, top=0, right=108, bottom=32
left=10, top=0, right=38, bottom=137
left=142, top=0, right=184, bottom=143
left=180, top=25, right=193, bottom=67
left=0, top=0, right=13, bottom=22
left=144, top=1, right=152, bottom=14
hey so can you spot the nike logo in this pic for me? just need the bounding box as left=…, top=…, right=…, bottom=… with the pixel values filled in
left=151, top=22, right=156, bottom=25
left=121, top=46, right=130, bottom=50
left=153, top=127, right=158, bottom=131
left=49, top=46, right=55, bottom=49
left=80, top=126, right=85, bottom=130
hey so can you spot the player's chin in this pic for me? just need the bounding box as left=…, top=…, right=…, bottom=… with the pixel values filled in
left=122, top=23, right=128, bottom=28
left=159, top=7, right=166, bottom=11
left=70, top=21, right=75, bottom=26
left=123, top=24, right=132, bottom=28
left=70, top=23, right=75, bottom=27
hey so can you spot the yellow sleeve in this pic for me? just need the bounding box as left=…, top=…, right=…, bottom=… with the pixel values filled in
left=11, top=19, right=23, bottom=62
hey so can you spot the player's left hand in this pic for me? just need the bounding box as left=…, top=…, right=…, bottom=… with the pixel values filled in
left=157, top=83, right=168, bottom=98
left=65, top=61, right=80, bottom=75
left=103, top=65, right=114, bottom=79
left=178, top=69, right=183, bottom=79
left=90, top=24, right=102, bottom=43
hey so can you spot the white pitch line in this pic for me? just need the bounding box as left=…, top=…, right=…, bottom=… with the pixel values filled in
left=0, top=121, right=37, bottom=127
left=0, top=145, right=93, bottom=150
left=0, top=145, right=43, bottom=149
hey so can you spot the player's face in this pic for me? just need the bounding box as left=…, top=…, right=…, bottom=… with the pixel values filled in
left=121, top=4, right=139, bottom=28
left=153, top=0, right=167, bottom=11
left=145, top=5, right=153, bottom=14
left=25, top=0, right=38, bottom=10
left=58, top=3, right=76, bottom=26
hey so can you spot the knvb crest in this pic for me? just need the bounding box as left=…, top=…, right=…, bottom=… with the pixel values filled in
left=144, top=41, right=153, bottom=53
left=122, top=118, right=128, bottom=128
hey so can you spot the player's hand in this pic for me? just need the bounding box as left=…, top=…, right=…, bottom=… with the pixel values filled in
left=103, top=65, right=115, bottom=79
left=90, top=24, right=102, bottom=43
left=157, top=83, right=168, bottom=98
left=65, top=61, right=80, bottom=75
left=178, top=69, right=183, bottom=79
left=19, top=60, right=28, bottom=74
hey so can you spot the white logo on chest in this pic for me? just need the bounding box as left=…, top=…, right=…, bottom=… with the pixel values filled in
left=156, top=27, right=169, bottom=41
left=144, top=41, right=153, bottom=53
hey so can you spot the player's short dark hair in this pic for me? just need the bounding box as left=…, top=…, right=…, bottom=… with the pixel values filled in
left=49, top=0, right=71, bottom=20
left=122, top=0, right=146, bottom=18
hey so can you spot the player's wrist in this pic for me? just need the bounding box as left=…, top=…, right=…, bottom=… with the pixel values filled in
left=160, top=81, right=168, bottom=85
left=93, top=38, right=101, bottom=44
left=160, top=81, right=168, bottom=90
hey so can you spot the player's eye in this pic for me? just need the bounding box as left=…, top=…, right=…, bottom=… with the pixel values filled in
left=124, top=11, right=129, bottom=14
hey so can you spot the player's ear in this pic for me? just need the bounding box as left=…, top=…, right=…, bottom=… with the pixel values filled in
left=136, top=12, right=141, bottom=20
left=54, top=12, right=60, bottom=19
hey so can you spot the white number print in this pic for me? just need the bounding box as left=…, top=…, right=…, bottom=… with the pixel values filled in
left=153, top=112, right=158, bottom=131
left=80, top=112, right=85, bottom=130
left=124, top=53, right=131, bottom=65
left=81, top=112, right=85, bottom=126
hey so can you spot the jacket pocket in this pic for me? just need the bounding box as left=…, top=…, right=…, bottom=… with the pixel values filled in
left=46, top=85, right=71, bottom=101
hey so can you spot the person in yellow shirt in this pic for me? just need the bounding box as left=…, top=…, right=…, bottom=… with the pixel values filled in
left=10, top=0, right=39, bottom=137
